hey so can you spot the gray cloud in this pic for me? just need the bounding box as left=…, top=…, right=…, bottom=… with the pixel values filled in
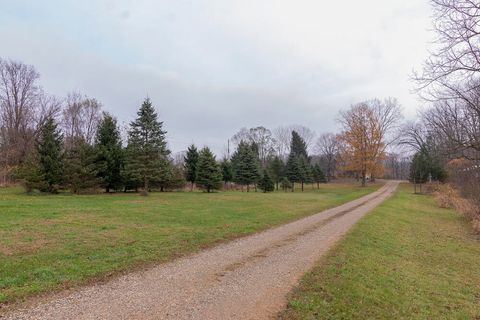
left=0, top=0, right=432, bottom=154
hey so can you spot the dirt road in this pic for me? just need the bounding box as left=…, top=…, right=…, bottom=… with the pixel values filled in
left=3, top=181, right=399, bottom=320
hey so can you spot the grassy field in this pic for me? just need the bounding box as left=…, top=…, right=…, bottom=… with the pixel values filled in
left=280, top=184, right=480, bottom=320
left=0, top=183, right=380, bottom=304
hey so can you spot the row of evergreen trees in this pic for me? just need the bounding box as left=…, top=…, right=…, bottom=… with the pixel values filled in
left=184, top=131, right=326, bottom=193
left=19, top=99, right=181, bottom=194
left=19, top=98, right=326, bottom=194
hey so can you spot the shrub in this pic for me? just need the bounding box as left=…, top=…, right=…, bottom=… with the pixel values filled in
left=435, top=183, right=480, bottom=233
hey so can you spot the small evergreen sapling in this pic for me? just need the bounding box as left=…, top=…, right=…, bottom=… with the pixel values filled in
left=258, top=169, right=275, bottom=193
left=195, top=147, right=222, bottom=193
left=184, top=144, right=199, bottom=190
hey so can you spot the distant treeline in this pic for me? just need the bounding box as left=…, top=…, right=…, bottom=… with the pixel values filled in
left=0, top=58, right=408, bottom=194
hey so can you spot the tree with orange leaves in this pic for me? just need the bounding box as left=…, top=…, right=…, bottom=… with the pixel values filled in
left=337, top=98, right=402, bottom=186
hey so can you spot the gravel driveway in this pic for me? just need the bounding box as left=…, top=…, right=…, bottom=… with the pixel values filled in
left=2, top=181, right=399, bottom=320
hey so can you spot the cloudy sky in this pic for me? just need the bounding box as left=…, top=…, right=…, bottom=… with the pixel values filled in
left=0, top=0, right=433, bottom=154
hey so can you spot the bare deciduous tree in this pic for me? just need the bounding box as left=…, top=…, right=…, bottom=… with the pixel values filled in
left=314, top=133, right=338, bottom=181
left=415, top=0, right=480, bottom=101
left=272, top=125, right=315, bottom=160
left=231, top=126, right=276, bottom=165
left=0, top=59, right=60, bottom=184
left=62, top=92, right=102, bottom=148
left=272, top=126, right=291, bottom=160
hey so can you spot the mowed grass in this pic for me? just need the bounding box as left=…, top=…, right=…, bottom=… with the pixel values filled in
left=0, top=183, right=379, bottom=304
left=280, top=184, right=480, bottom=320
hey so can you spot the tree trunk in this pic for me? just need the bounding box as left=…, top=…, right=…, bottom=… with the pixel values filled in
left=247, top=184, right=250, bottom=192
left=292, top=182, right=294, bottom=192
left=144, top=176, right=149, bottom=193
left=301, top=181, right=304, bottom=191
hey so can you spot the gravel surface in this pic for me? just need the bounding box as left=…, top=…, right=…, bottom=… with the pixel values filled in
left=2, top=181, right=399, bottom=320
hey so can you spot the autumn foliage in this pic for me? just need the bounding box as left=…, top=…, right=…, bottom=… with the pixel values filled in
left=337, top=99, right=401, bottom=186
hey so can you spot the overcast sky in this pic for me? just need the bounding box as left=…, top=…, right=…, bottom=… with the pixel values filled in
left=0, top=0, right=433, bottom=155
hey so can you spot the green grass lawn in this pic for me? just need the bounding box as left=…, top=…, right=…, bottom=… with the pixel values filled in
left=0, top=183, right=379, bottom=304
left=280, top=184, right=480, bottom=320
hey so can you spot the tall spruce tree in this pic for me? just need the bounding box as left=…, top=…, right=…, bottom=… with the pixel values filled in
left=64, top=139, right=98, bottom=193
left=312, top=163, right=326, bottom=188
left=95, top=113, right=123, bottom=192
left=410, top=144, right=447, bottom=193
left=290, top=130, right=308, bottom=158
left=287, top=131, right=312, bottom=191
left=231, top=141, right=260, bottom=192
left=268, top=156, right=285, bottom=190
left=195, top=147, right=222, bottom=193
left=258, top=169, right=275, bottom=193
left=299, top=156, right=313, bottom=191
left=36, top=117, right=64, bottom=193
left=124, top=98, right=170, bottom=194
left=285, top=152, right=302, bottom=192
left=184, top=144, right=199, bottom=191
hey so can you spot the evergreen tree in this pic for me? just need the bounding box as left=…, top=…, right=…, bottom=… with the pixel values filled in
left=258, top=169, right=275, bottom=193
left=64, top=139, right=98, bottom=193
left=164, top=164, right=186, bottom=191
left=290, top=130, right=308, bottom=158
left=231, top=141, right=261, bottom=192
left=220, top=158, right=233, bottom=189
left=268, top=156, right=285, bottom=190
left=95, top=113, right=124, bottom=192
left=312, top=163, right=326, bottom=188
left=17, top=153, right=46, bottom=192
left=299, top=156, right=313, bottom=191
left=285, top=152, right=301, bottom=192
left=286, top=132, right=312, bottom=191
left=410, top=144, right=447, bottom=190
left=280, top=177, right=292, bottom=192
left=124, top=98, right=170, bottom=194
left=184, top=144, right=199, bottom=191
left=195, top=147, right=222, bottom=193
left=36, top=118, right=64, bottom=193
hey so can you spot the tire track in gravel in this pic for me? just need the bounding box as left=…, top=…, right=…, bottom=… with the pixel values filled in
left=2, top=181, right=399, bottom=320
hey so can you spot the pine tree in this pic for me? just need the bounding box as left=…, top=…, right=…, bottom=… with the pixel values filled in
left=285, top=152, right=301, bottom=192
left=258, top=169, right=275, bottom=193
left=220, top=158, right=233, bottom=189
left=231, top=141, right=261, bottom=192
left=124, top=98, right=170, bottom=195
left=280, top=177, right=292, bottom=192
left=286, top=132, right=312, bottom=191
left=268, top=156, right=285, bottom=190
left=410, top=144, right=447, bottom=193
left=17, top=153, right=46, bottom=192
left=164, top=164, right=186, bottom=191
left=299, top=155, right=313, bottom=191
left=184, top=144, right=199, bottom=191
left=312, top=163, right=326, bottom=188
left=64, top=139, right=98, bottom=193
left=290, top=130, right=308, bottom=158
left=195, top=147, right=222, bottom=193
left=36, top=118, right=64, bottom=193
left=95, top=113, right=123, bottom=192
